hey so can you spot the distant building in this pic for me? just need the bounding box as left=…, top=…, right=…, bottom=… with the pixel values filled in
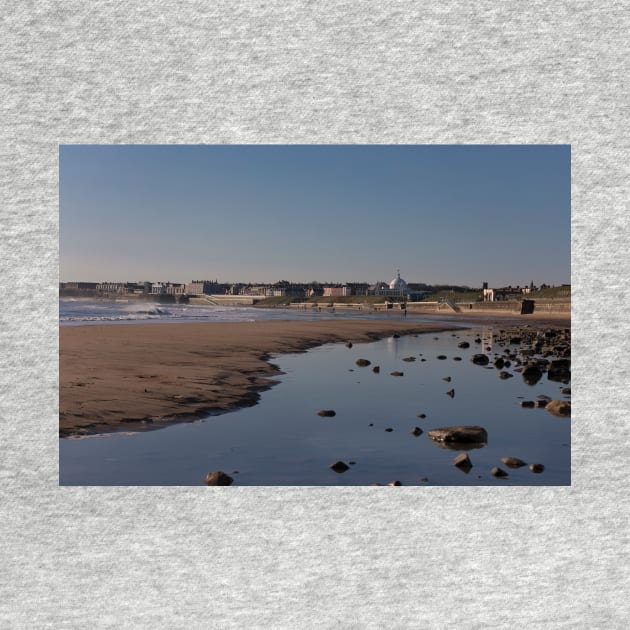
left=152, top=282, right=185, bottom=295
left=323, top=285, right=352, bottom=297
left=484, top=285, right=532, bottom=302
left=186, top=280, right=219, bottom=295
left=369, top=270, right=409, bottom=298
left=63, top=282, right=98, bottom=290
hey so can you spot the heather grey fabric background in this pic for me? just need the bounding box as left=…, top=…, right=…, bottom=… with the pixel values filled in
left=1, top=1, right=628, bottom=628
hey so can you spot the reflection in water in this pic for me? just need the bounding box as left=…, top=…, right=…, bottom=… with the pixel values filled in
left=481, top=327, right=493, bottom=352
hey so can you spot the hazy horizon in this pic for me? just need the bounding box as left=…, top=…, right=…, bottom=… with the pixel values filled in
left=60, top=145, right=571, bottom=286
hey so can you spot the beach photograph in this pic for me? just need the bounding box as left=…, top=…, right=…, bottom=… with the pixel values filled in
left=59, top=144, right=571, bottom=486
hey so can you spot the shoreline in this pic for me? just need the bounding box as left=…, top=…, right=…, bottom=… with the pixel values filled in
left=59, top=315, right=570, bottom=438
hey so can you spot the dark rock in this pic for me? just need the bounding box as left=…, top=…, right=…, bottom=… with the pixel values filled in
left=494, top=358, right=505, bottom=369
left=317, top=409, right=336, bottom=417
left=458, top=341, right=470, bottom=348
left=498, top=371, right=513, bottom=379
left=453, top=357, right=462, bottom=361
left=428, top=425, right=488, bottom=445
left=520, top=400, right=536, bottom=408
left=446, top=389, right=455, bottom=398
left=345, top=341, right=353, bottom=348
left=529, top=463, right=545, bottom=473
left=474, top=337, right=482, bottom=343
left=442, top=376, right=451, bottom=382
left=392, top=333, right=400, bottom=338
left=491, top=467, right=508, bottom=478
left=355, top=358, right=371, bottom=367
left=402, top=356, right=416, bottom=362
left=420, top=358, right=427, bottom=362
left=419, top=476, right=429, bottom=482
left=385, top=428, right=393, bottom=432
left=501, top=456, right=527, bottom=468
left=546, top=400, right=571, bottom=417
left=410, top=426, right=423, bottom=436
left=510, top=337, right=521, bottom=345
left=548, top=359, right=571, bottom=383
left=453, top=453, right=472, bottom=472
left=417, top=413, right=427, bottom=419
left=330, top=461, right=350, bottom=473
left=390, top=371, right=404, bottom=376
left=561, top=387, right=571, bottom=395
left=348, top=461, right=356, bottom=465
left=471, top=354, right=489, bottom=365
left=388, top=480, right=402, bottom=486
left=521, top=365, right=543, bottom=386
left=204, top=471, right=234, bottom=486
left=372, top=366, right=380, bottom=373
left=535, top=400, right=548, bottom=408
left=436, top=355, right=447, bottom=360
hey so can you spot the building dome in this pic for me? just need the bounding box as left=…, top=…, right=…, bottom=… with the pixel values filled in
left=389, top=270, right=407, bottom=291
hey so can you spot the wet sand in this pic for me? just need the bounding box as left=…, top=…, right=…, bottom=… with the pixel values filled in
left=60, top=320, right=460, bottom=436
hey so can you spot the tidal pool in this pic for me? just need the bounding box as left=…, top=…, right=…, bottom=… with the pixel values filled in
left=59, top=328, right=571, bottom=486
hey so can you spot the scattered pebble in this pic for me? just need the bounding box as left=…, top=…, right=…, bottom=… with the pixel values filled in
left=317, top=409, right=336, bottom=417
left=442, top=376, right=452, bottom=382
left=204, top=471, right=234, bottom=486
left=453, top=453, right=472, bottom=472
left=330, top=461, right=350, bottom=473
left=410, top=426, right=423, bottom=436
left=529, top=463, right=545, bottom=473
left=372, top=366, right=380, bottom=373
left=501, top=457, right=527, bottom=468
left=385, top=428, right=393, bottom=432
left=355, top=358, right=371, bottom=367
left=388, top=480, right=402, bottom=486
left=491, top=467, right=508, bottom=478
left=390, top=371, right=404, bottom=376
left=546, top=400, right=571, bottom=417
left=446, top=389, right=455, bottom=398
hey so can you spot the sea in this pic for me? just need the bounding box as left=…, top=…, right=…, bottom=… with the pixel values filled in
left=59, top=297, right=455, bottom=326
left=59, top=299, right=571, bottom=486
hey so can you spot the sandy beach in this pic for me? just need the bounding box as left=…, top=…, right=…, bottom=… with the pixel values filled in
left=60, top=319, right=462, bottom=436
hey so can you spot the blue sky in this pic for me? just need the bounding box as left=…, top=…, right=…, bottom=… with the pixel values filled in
left=59, top=145, right=570, bottom=287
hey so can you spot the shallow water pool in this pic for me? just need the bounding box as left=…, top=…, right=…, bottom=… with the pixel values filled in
left=59, top=328, right=571, bottom=486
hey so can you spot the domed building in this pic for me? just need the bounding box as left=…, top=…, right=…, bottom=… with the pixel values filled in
left=370, top=270, right=410, bottom=298
left=389, top=270, right=408, bottom=293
